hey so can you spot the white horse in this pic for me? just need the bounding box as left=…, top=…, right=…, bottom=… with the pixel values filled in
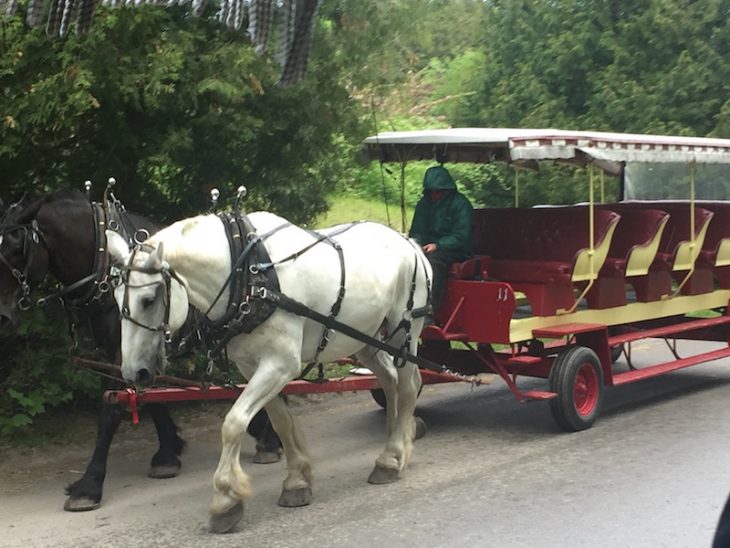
left=106, top=211, right=432, bottom=533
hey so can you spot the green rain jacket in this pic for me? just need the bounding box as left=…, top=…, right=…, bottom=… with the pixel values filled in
left=409, top=166, right=474, bottom=260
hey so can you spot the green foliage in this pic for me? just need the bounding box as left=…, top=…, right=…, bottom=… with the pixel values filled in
left=0, top=306, right=102, bottom=439
left=0, top=4, right=362, bottom=223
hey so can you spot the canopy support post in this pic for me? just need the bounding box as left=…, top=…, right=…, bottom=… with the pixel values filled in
left=674, top=161, right=698, bottom=296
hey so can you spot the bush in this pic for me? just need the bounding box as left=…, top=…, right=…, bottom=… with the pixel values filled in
left=0, top=305, right=102, bottom=440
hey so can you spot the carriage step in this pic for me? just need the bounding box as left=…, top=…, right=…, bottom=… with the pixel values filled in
left=610, top=316, right=730, bottom=346
left=508, top=355, right=542, bottom=365
left=612, top=346, right=730, bottom=386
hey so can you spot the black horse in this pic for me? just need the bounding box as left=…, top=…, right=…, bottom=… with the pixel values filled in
left=0, top=189, right=282, bottom=511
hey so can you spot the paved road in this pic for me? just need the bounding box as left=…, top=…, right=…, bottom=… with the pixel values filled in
left=2, top=339, right=730, bottom=548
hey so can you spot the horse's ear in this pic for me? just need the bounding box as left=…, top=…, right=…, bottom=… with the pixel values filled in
left=106, top=230, right=131, bottom=265
left=145, top=242, right=164, bottom=270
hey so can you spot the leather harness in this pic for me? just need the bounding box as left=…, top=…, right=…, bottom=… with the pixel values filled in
left=119, top=210, right=438, bottom=373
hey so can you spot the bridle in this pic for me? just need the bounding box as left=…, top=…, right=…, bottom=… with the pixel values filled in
left=0, top=222, right=45, bottom=311
left=117, top=243, right=185, bottom=344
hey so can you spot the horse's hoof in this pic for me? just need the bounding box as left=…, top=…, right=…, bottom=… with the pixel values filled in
left=414, top=417, right=426, bottom=440
left=148, top=464, right=181, bottom=479
left=209, top=502, right=244, bottom=534
left=64, top=496, right=100, bottom=512
left=277, top=487, right=312, bottom=507
left=368, top=465, right=399, bottom=485
left=252, top=449, right=282, bottom=464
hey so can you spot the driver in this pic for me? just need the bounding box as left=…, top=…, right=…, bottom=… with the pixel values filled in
left=409, top=165, right=473, bottom=323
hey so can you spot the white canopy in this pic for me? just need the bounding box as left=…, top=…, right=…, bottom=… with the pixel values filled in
left=361, top=128, right=730, bottom=171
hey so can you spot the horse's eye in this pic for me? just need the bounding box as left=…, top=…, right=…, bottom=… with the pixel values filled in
left=141, top=296, right=156, bottom=309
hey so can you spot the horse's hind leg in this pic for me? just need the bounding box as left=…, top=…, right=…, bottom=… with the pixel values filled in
left=247, top=401, right=284, bottom=464
left=64, top=402, right=123, bottom=511
left=355, top=346, right=398, bottom=435
left=147, top=403, right=186, bottom=478
left=262, top=395, right=313, bottom=507
left=355, top=347, right=422, bottom=485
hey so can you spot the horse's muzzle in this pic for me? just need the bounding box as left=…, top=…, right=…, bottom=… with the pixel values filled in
left=135, top=367, right=154, bottom=388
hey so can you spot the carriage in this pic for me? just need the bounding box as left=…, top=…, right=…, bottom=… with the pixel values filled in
left=106, top=127, right=730, bottom=433
left=362, top=127, right=730, bottom=431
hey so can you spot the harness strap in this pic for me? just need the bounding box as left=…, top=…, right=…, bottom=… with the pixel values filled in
left=385, top=241, right=433, bottom=367
left=251, top=221, right=360, bottom=368
left=62, top=202, right=107, bottom=309
left=204, top=217, right=289, bottom=324
left=256, top=222, right=364, bottom=272
left=309, top=231, right=347, bottom=365
left=36, top=271, right=98, bottom=306
left=200, top=214, right=285, bottom=361
left=253, top=287, right=444, bottom=373
left=54, top=196, right=138, bottom=312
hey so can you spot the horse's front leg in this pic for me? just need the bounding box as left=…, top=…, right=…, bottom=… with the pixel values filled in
left=209, top=356, right=304, bottom=534
left=147, top=403, right=186, bottom=478
left=64, top=401, right=123, bottom=511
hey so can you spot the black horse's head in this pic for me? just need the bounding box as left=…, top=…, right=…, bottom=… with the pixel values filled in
left=0, top=196, right=49, bottom=327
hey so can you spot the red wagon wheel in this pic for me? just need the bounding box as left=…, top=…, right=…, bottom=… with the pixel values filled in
left=549, top=346, right=604, bottom=432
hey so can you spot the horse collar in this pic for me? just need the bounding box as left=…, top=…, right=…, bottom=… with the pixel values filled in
left=199, top=212, right=282, bottom=356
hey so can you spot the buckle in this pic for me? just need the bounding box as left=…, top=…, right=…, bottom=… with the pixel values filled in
left=251, top=286, right=267, bottom=300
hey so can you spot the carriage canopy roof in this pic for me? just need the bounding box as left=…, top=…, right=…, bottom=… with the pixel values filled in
left=362, top=128, right=730, bottom=173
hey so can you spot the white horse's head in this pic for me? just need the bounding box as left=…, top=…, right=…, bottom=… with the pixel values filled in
left=107, top=230, right=190, bottom=387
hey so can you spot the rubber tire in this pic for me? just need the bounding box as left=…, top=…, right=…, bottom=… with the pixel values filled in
left=610, top=344, right=624, bottom=363
left=549, top=346, right=604, bottom=432
left=370, top=385, right=424, bottom=410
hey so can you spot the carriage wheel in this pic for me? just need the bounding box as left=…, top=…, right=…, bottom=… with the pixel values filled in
left=548, top=346, right=604, bottom=432
left=370, top=384, right=424, bottom=410
left=610, top=344, right=624, bottom=363
left=370, top=388, right=387, bottom=408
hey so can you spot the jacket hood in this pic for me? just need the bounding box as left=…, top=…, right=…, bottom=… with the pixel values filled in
left=423, top=166, right=456, bottom=190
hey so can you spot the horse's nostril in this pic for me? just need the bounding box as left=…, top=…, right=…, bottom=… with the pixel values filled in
left=136, top=368, right=153, bottom=387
